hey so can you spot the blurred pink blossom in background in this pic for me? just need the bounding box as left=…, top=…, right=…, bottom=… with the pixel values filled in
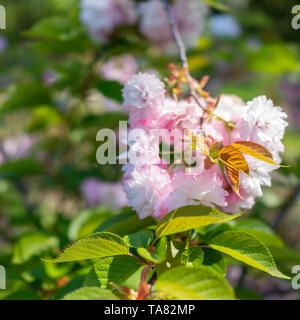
left=80, top=177, right=128, bottom=211
left=101, top=54, right=138, bottom=84
left=80, top=0, right=136, bottom=43
left=0, top=135, right=36, bottom=163
left=139, top=0, right=208, bottom=52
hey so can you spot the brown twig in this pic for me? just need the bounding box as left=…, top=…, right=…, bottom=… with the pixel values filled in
left=129, top=252, right=148, bottom=264
left=161, top=0, right=205, bottom=111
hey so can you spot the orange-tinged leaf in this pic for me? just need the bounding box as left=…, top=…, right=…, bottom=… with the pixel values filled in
left=231, top=141, right=288, bottom=167
left=220, top=145, right=250, bottom=175
left=233, top=141, right=272, bottom=157
left=225, top=165, right=244, bottom=199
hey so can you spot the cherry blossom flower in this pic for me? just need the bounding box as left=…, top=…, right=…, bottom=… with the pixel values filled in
left=123, top=165, right=172, bottom=219
left=160, top=98, right=204, bottom=132
left=202, top=94, right=244, bottom=145
left=121, top=72, right=288, bottom=219
left=163, top=167, right=228, bottom=214
left=237, top=95, right=288, bottom=158
left=122, top=72, right=166, bottom=129
left=122, top=72, right=165, bottom=109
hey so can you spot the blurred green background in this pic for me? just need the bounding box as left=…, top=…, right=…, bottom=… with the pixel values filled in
left=0, top=0, right=299, bottom=300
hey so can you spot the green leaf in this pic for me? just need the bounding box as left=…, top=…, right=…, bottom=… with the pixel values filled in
left=187, top=247, right=204, bottom=267
left=1, top=290, right=38, bottom=300
left=24, top=16, right=88, bottom=54
left=156, top=266, right=235, bottom=300
left=44, top=232, right=129, bottom=263
left=83, top=267, right=100, bottom=288
left=13, top=232, right=59, bottom=264
left=68, top=207, right=113, bottom=241
left=28, top=105, right=62, bottom=132
left=209, top=231, right=290, bottom=279
left=95, top=80, right=123, bottom=103
left=44, top=262, right=73, bottom=279
left=202, top=0, right=230, bottom=12
left=247, top=43, right=300, bottom=74
left=270, top=246, right=300, bottom=266
left=0, top=159, right=43, bottom=179
left=137, top=248, right=165, bottom=264
left=156, top=239, right=177, bottom=274
left=124, top=230, right=154, bottom=248
left=202, top=247, right=226, bottom=276
left=1, top=83, right=51, bottom=114
left=53, top=59, right=86, bottom=92
left=62, top=287, right=117, bottom=300
left=25, top=16, right=75, bottom=39
left=85, top=256, right=142, bottom=288
left=229, top=219, right=284, bottom=248
left=54, top=275, right=85, bottom=300
left=95, top=210, right=155, bottom=237
left=155, top=237, right=167, bottom=261
left=79, top=112, right=128, bottom=130
left=156, top=205, right=243, bottom=237
left=235, top=287, right=263, bottom=300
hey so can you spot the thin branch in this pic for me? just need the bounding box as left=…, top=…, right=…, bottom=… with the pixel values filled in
left=161, top=0, right=205, bottom=111
left=129, top=252, right=148, bottom=264
left=149, top=271, right=157, bottom=286
left=161, top=0, right=188, bottom=68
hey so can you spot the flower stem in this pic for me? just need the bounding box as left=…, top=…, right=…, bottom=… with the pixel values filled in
left=129, top=252, right=148, bottom=264
left=161, top=0, right=205, bottom=111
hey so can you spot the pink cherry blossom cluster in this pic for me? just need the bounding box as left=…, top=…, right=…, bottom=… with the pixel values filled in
left=121, top=72, right=288, bottom=219
left=80, top=0, right=207, bottom=50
